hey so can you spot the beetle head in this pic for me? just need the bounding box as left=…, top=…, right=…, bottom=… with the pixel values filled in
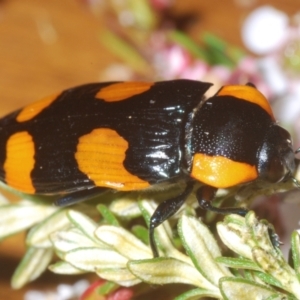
left=257, top=125, right=296, bottom=184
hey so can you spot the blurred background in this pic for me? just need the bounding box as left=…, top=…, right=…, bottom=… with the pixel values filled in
left=1, top=0, right=300, bottom=298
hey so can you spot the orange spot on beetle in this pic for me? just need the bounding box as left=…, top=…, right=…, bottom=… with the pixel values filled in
left=191, top=153, right=258, bottom=188
left=75, top=128, right=150, bottom=191
left=217, top=85, right=275, bottom=120
left=4, top=131, right=35, bottom=193
left=16, top=93, right=60, bottom=122
left=96, top=82, right=153, bottom=102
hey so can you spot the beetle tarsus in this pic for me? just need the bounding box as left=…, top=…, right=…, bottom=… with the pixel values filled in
left=196, top=185, right=249, bottom=216
left=149, top=181, right=194, bottom=257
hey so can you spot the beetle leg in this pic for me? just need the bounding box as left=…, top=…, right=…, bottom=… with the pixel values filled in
left=149, top=181, right=194, bottom=257
left=196, top=185, right=249, bottom=216
left=55, top=187, right=108, bottom=206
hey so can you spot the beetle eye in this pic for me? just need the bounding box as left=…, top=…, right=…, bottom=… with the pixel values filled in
left=258, top=148, right=295, bottom=183
left=257, top=126, right=296, bottom=183
left=261, top=154, right=286, bottom=183
left=258, top=147, right=287, bottom=183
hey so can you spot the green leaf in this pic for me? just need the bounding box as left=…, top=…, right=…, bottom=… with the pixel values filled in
left=201, top=33, right=234, bottom=67
left=99, top=30, right=151, bottom=76
left=222, top=213, right=246, bottom=227
left=11, top=247, right=53, bottom=289
left=109, top=197, right=141, bottom=218
left=97, top=204, right=120, bottom=226
left=202, top=32, right=245, bottom=67
left=51, top=228, right=105, bottom=254
left=252, top=271, right=282, bottom=289
left=132, top=225, right=149, bottom=245
left=246, top=212, right=279, bottom=253
left=252, top=247, right=300, bottom=297
left=138, top=200, right=188, bottom=261
left=268, top=295, right=297, bottom=300
left=0, top=202, right=57, bottom=240
left=244, top=269, right=255, bottom=281
left=174, top=288, right=220, bottom=300
left=265, top=295, right=295, bottom=300
left=179, top=215, right=231, bottom=285
left=95, top=225, right=152, bottom=259
left=217, top=216, right=253, bottom=260
left=215, top=256, right=260, bottom=271
left=96, top=267, right=141, bottom=287
left=291, top=231, right=300, bottom=282
left=168, top=31, right=208, bottom=61
left=67, top=210, right=99, bottom=243
left=64, top=247, right=127, bottom=272
left=218, top=212, right=300, bottom=298
left=26, top=209, right=69, bottom=248
left=203, top=32, right=227, bottom=51
left=49, top=261, right=85, bottom=275
left=219, top=277, right=277, bottom=299
left=128, top=257, right=218, bottom=292
left=128, top=0, right=156, bottom=30
left=97, top=281, right=118, bottom=296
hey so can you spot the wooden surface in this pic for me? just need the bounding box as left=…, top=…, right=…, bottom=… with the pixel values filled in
left=0, top=0, right=299, bottom=298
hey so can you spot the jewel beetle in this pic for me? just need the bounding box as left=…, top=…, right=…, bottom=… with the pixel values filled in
left=0, top=79, right=298, bottom=256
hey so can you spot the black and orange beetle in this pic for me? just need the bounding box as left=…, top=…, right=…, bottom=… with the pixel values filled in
left=0, top=80, right=298, bottom=256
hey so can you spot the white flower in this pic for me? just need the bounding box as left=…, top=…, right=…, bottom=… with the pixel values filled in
left=242, top=6, right=289, bottom=55
left=24, top=280, right=89, bottom=300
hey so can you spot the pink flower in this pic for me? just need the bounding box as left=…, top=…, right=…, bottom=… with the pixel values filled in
left=155, top=45, right=191, bottom=78
left=226, top=57, right=271, bottom=98
left=81, top=280, right=134, bottom=300
left=179, top=60, right=209, bottom=80
left=150, top=0, right=174, bottom=11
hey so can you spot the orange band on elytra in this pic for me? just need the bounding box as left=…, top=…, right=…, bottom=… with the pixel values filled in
left=96, top=82, right=153, bottom=102
left=191, top=153, right=258, bottom=188
left=4, top=131, right=35, bottom=193
left=75, top=128, right=150, bottom=191
left=16, top=93, right=60, bottom=122
left=217, top=85, right=275, bottom=120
